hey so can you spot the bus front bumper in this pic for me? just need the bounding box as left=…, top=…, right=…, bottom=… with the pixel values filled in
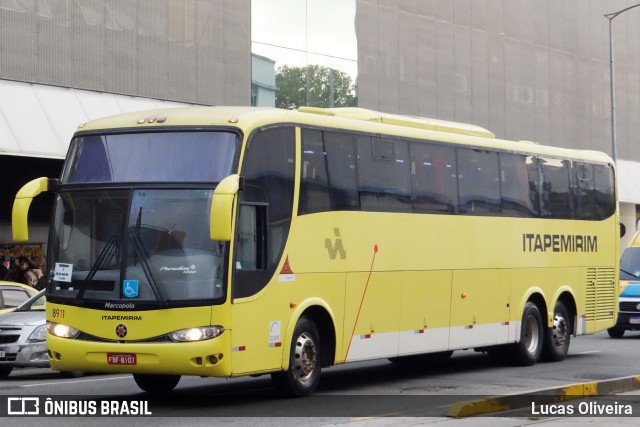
left=46, top=334, right=232, bottom=377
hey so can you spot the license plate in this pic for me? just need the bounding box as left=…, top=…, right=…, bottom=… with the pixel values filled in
left=107, top=353, right=137, bottom=365
left=630, top=318, right=640, bottom=325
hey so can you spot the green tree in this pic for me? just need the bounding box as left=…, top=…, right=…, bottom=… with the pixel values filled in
left=275, top=64, right=357, bottom=109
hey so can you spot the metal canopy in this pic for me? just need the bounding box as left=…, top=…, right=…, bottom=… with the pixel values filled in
left=0, top=80, right=191, bottom=159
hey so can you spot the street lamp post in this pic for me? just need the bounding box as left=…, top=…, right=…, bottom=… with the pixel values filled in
left=605, top=3, right=640, bottom=163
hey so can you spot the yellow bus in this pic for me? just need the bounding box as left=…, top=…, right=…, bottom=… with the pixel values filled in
left=12, top=106, right=618, bottom=396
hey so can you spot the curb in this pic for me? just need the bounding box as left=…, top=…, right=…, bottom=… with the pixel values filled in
left=447, top=374, right=640, bottom=418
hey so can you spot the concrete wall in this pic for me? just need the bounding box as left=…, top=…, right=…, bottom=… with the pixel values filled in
left=355, top=0, right=640, bottom=161
left=0, top=0, right=251, bottom=106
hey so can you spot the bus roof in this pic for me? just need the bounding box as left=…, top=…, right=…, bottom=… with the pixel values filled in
left=76, top=106, right=613, bottom=165
left=296, top=107, right=496, bottom=138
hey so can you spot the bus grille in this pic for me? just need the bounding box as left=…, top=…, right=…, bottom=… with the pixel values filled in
left=76, top=332, right=172, bottom=343
left=584, top=267, right=616, bottom=321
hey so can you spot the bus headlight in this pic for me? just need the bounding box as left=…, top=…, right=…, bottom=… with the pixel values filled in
left=169, top=326, right=224, bottom=342
left=47, top=322, right=80, bottom=339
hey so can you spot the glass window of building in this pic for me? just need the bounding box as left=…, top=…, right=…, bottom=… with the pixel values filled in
left=251, top=0, right=357, bottom=108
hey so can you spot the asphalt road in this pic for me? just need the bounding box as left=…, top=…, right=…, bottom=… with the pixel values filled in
left=0, top=330, right=639, bottom=425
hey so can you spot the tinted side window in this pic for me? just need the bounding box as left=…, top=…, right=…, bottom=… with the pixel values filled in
left=299, top=129, right=359, bottom=214
left=593, top=164, right=615, bottom=220
left=526, top=156, right=541, bottom=216
left=236, top=126, right=295, bottom=298
left=540, top=158, right=574, bottom=219
left=576, top=162, right=616, bottom=221
left=243, top=126, right=294, bottom=266
left=457, top=148, right=500, bottom=216
left=325, top=132, right=359, bottom=210
left=500, top=153, right=537, bottom=217
left=300, top=129, right=331, bottom=214
left=576, top=163, right=597, bottom=220
left=357, top=137, right=411, bottom=212
left=410, top=143, right=458, bottom=214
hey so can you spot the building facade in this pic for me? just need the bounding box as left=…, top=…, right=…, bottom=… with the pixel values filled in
left=353, top=0, right=640, bottom=245
left=1, top=0, right=640, bottom=248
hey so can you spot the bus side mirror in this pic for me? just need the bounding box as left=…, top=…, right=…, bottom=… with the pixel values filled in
left=210, top=174, right=241, bottom=241
left=620, top=223, right=626, bottom=238
left=12, top=177, right=58, bottom=242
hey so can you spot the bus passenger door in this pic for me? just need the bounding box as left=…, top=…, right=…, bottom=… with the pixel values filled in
left=229, top=126, right=295, bottom=375
left=449, top=269, right=502, bottom=348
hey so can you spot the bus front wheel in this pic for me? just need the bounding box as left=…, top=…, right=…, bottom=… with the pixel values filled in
left=133, top=374, right=181, bottom=393
left=511, top=301, right=544, bottom=366
left=271, top=316, right=321, bottom=396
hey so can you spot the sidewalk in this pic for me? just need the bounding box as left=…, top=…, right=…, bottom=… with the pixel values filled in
left=333, top=376, right=640, bottom=426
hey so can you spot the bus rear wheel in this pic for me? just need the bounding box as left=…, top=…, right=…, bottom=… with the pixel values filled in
left=133, top=374, right=181, bottom=393
left=510, top=301, right=543, bottom=366
left=271, top=316, right=321, bottom=396
left=542, top=301, right=571, bottom=362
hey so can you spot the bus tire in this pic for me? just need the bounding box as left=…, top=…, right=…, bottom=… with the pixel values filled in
left=59, top=370, right=85, bottom=378
left=133, top=374, right=181, bottom=393
left=511, top=301, right=543, bottom=366
left=607, top=328, right=625, bottom=338
left=541, top=301, right=571, bottom=362
left=271, top=316, right=321, bottom=397
left=0, top=366, right=12, bottom=378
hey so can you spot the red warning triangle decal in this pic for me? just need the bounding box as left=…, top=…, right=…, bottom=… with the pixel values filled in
left=280, top=256, right=294, bottom=274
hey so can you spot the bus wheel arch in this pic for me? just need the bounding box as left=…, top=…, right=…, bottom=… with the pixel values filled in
left=300, top=305, right=336, bottom=368
left=272, top=305, right=336, bottom=396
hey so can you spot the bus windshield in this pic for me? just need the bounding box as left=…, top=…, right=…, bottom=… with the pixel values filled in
left=61, top=131, right=238, bottom=184
left=47, top=130, right=238, bottom=308
left=49, top=188, right=226, bottom=307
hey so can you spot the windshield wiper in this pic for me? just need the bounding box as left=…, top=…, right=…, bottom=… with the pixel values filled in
left=129, top=207, right=167, bottom=306
left=86, top=234, right=119, bottom=282
left=74, top=234, right=119, bottom=303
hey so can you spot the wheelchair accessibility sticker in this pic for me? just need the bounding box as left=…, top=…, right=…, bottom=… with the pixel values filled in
left=123, top=280, right=139, bottom=298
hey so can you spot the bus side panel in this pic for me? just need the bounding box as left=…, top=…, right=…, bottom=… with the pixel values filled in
left=342, top=272, right=401, bottom=362
left=449, top=269, right=504, bottom=348
left=509, top=267, right=581, bottom=328
left=229, top=288, right=289, bottom=376
left=498, top=269, right=513, bottom=343
left=581, top=265, right=617, bottom=334
left=229, top=272, right=346, bottom=376
left=398, top=270, right=452, bottom=355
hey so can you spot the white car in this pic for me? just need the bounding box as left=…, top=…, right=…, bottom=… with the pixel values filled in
left=0, top=289, right=47, bottom=378
left=0, top=290, right=83, bottom=378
